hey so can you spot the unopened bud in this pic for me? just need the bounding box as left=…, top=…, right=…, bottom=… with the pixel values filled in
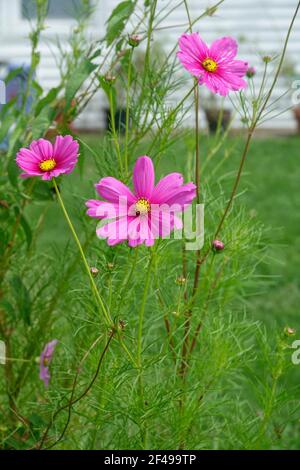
left=103, top=73, right=116, bottom=84
left=107, top=262, right=114, bottom=270
left=118, top=319, right=127, bottom=330
left=90, top=267, right=99, bottom=277
left=128, top=34, right=141, bottom=48
left=206, top=6, right=218, bottom=16
left=284, top=326, right=296, bottom=337
left=262, top=55, right=272, bottom=64
left=175, top=276, right=186, bottom=286
left=212, top=239, right=224, bottom=252
left=246, top=66, right=256, bottom=78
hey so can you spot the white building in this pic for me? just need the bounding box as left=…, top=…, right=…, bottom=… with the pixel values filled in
left=0, top=0, right=299, bottom=132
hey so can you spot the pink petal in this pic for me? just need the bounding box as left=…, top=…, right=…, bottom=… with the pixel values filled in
left=223, top=59, right=248, bottom=76
left=86, top=200, right=123, bottom=219
left=163, top=182, right=197, bottom=208
left=96, top=177, right=135, bottom=205
left=17, top=148, right=41, bottom=163
left=177, top=51, right=203, bottom=78
left=30, top=139, right=54, bottom=160
left=178, top=33, right=209, bottom=63
left=150, top=209, right=182, bottom=239
left=209, top=37, right=238, bottom=62
left=151, top=172, right=184, bottom=204
left=133, top=156, right=155, bottom=199
left=201, top=72, right=230, bottom=96
left=53, top=135, right=79, bottom=164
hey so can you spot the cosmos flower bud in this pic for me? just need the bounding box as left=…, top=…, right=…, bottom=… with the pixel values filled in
left=107, top=262, right=114, bottom=270
left=90, top=267, right=99, bottom=277
left=262, top=55, right=272, bottom=64
left=284, top=326, right=296, bottom=337
left=103, top=73, right=116, bottom=85
left=118, top=319, right=127, bottom=330
left=212, top=239, right=224, bottom=252
left=175, top=276, right=186, bottom=286
left=246, top=66, right=256, bottom=78
left=128, top=34, right=141, bottom=48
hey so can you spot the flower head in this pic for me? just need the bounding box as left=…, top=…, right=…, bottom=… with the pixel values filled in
left=16, top=135, right=79, bottom=180
left=246, top=66, right=256, bottom=78
left=86, top=156, right=196, bottom=247
left=39, top=339, right=58, bottom=388
left=177, top=33, right=248, bottom=96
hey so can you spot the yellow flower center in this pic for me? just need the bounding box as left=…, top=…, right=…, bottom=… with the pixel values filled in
left=39, top=158, right=56, bottom=172
left=135, top=198, right=150, bottom=216
left=202, top=58, right=218, bottom=72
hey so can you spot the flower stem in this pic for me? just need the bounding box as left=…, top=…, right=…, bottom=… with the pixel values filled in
left=136, top=251, right=154, bottom=448
left=109, top=88, right=123, bottom=176
left=124, top=47, right=134, bottom=176
left=52, top=179, right=111, bottom=326
left=137, top=253, right=153, bottom=368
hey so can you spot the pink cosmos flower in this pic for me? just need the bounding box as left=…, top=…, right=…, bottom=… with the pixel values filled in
left=177, top=33, right=248, bottom=96
left=39, top=339, right=58, bottom=388
left=86, top=156, right=196, bottom=247
left=16, top=135, right=79, bottom=180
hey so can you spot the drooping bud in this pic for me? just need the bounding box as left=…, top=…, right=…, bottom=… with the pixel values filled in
left=212, top=239, right=224, bottom=252
left=128, top=34, right=141, bottom=48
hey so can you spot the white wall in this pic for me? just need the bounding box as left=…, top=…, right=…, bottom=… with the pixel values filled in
left=0, top=0, right=299, bottom=131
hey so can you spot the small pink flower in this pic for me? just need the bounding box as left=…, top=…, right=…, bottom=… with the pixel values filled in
left=16, top=135, right=79, bottom=180
left=39, top=339, right=58, bottom=388
left=177, top=33, right=248, bottom=96
left=86, top=156, right=196, bottom=247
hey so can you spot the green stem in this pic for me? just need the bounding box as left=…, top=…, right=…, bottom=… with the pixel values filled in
left=52, top=179, right=111, bottom=326
left=137, top=253, right=153, bottom=368
left=124, top=47, right=134, bottom=175
left=109, top=88, right=123, bottom=176
left=136, top=251, right=154, bottom=448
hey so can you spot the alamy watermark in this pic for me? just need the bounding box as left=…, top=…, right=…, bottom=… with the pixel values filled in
left=291, top=340, right=300, bottom=365
left=95, top=199, right=205, bottom=250
left=0, top=340, right=6, bottom=365
left=0, top=79, right=6, bottom=104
